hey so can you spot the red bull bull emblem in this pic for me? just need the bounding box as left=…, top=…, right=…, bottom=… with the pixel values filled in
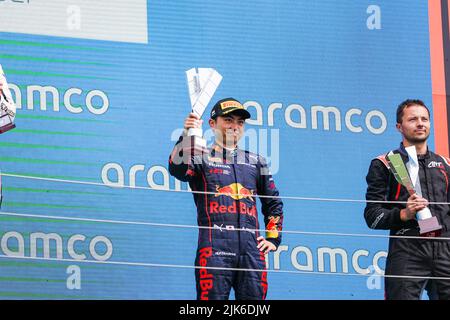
left=211, top=183, right=256, bottom=218
left=215, top=183, right=254, bottom=201
left=266, top=216, right=281, bottom=239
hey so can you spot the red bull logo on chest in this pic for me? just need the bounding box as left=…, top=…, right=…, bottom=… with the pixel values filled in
left=210, top=183, right=257, bottom=218
left=214, top=183, right=254, bottom=201
left=209, top=201, right=257, bottom=218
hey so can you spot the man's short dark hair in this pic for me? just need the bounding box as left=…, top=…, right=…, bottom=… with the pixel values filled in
left=396, top=99, right=430, bottom=124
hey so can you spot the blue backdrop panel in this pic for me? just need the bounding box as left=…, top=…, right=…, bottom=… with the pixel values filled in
left=0, top=0, right=433, bottom=299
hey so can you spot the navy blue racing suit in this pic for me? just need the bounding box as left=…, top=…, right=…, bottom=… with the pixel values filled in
left=169, top=135, right=284, bottom=300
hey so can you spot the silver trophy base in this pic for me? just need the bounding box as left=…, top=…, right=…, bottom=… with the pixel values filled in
left=418, top=216, right=442, bottom=237
left=186, top=128, right=207, bottom=153
left=181, top=135, right=207, bottom=161
left=190, top=135, right=206, bottom=150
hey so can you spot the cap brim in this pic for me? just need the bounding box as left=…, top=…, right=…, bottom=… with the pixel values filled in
left=223, top=107, right=251, bottom=120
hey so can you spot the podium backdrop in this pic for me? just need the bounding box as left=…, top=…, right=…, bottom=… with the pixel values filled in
left=0, top=0, right=447, bottom=299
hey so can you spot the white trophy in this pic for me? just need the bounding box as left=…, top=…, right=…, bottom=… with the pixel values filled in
left=0, top=64, right=17, bottom=134
left=185, top=68, right=222, bottom=151
left=387, top=147, right=442, bottom=236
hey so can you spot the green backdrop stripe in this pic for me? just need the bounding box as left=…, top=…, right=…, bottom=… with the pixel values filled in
left=0, top=260, right=99, bottom=269
left=1, top=171, right=97, bottom=182
left=0, top=277, right=102, bottom=284
left=0, top=142, right=113, bottom=153
left=0, top=291, right=103, bottom=299
left=3, top=202, right=106, bottom=211
left=4, top=69, right=116, bottom=81
left=3, top=187, right=115, bottom=196
left=0, top=54, right=115, bottom=67
left=16, top=114, right=113, bottom=123
left=0, top=39, right=110, bottom=52
left=10, top=129, right=111, bottom=137
left=0, top=157, right=97, bottom=166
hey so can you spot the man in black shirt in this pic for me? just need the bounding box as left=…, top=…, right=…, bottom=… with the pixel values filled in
left=364, top=99, right=450, bottom=299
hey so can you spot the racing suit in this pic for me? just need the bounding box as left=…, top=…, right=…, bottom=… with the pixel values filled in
left=364, top=143, right=450, bottom=299
left=169, top=135, right=283, bottom=300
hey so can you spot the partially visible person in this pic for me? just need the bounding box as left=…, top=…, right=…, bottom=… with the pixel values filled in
left=364, top=99, right=450, bottom=300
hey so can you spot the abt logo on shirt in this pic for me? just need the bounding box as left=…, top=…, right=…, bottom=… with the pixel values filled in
left=428, top=161, right=444, bottom=169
